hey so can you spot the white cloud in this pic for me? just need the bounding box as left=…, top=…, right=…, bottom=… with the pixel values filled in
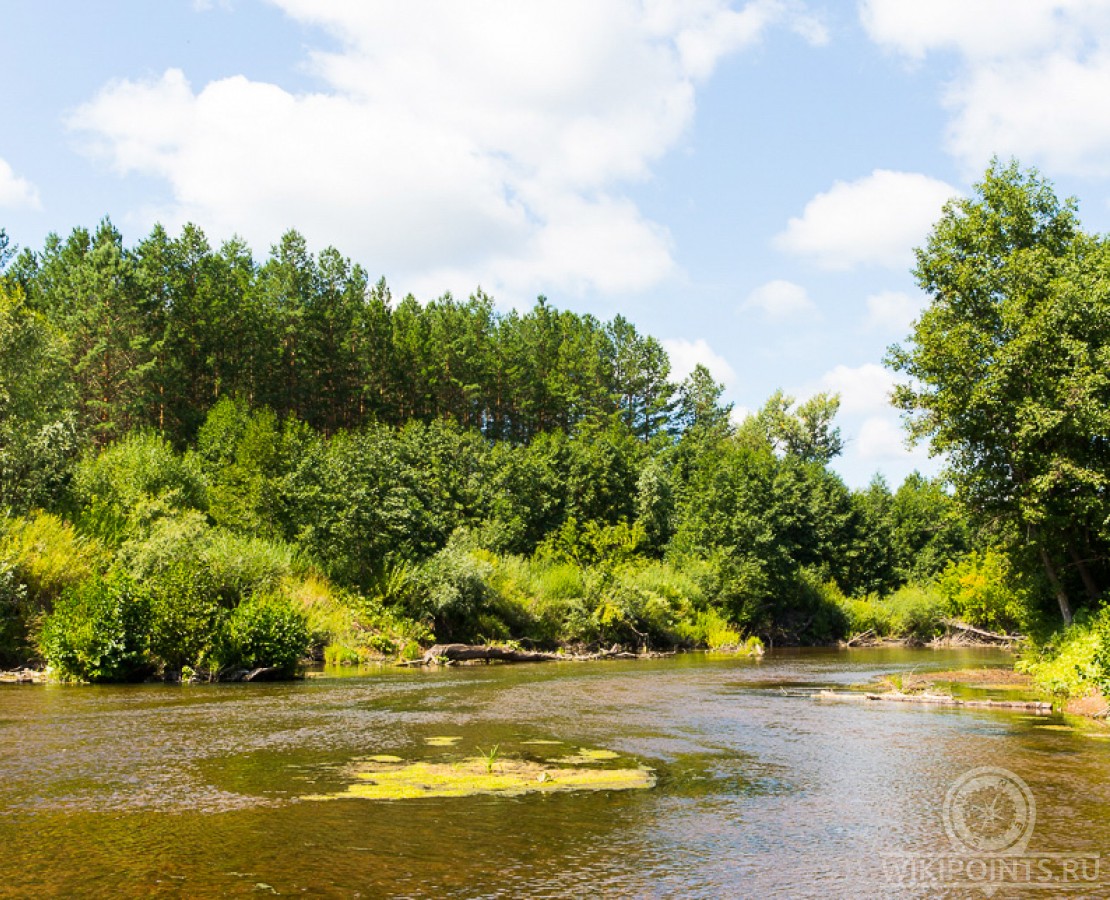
left=729, top=404, right=754, bottom=427
left=861, top=1, right=1110, bottom=176
left=742, top=279, right=817, bottom=320
left=864, top=290, right=923, bottom=334
left=793, top=362, right=895, bottom=415
left=857, top=417, right=908, bottom=461
left=68, top=1, right=818, bottom=301
left=662, top=337, right=738, bottom=387
left=0, top=158, right=41, bottom=210
left=775, top=170, right=958, bottom=270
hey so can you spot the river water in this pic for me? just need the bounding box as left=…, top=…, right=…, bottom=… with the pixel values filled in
left=1, top=648, right=1109, bottom=898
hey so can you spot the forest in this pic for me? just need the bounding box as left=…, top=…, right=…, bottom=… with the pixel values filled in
left=0, top=160, right=1105, bottom=694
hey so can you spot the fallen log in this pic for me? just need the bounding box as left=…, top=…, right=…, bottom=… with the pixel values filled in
left=423, top=643, right=561, bottom=664
left=815, top=689, right=1052, bottom=713
left=940, top=620, right=1021, bottom=644
left=0, top=667, right=47, bottom=684
left=413, top=643, right=674, bottom=666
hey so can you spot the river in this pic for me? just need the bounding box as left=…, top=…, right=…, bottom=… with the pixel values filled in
left=1, top=648, right=1108, bottom=898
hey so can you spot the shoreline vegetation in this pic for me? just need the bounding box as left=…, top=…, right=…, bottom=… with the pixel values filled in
left=2, top=160, right=1110, bottom=700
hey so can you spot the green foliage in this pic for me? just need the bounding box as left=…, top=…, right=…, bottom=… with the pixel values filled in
left=3, top=217, right=1000, bottom=665
left=937, top=550, right=1031, bottom=633
left=837, top=583, right=948, bottom=640
left=890, top=159, right=1110, bottom=624
left=407, top=536, right=497, bottom=641
left=750, top=390, right=844, bottom=463
left=0, top=559, right=29, bottom=665
left=538, top=518, right=646, bottom=567
left=1018, top=607, right=1110, bottom=697
left=1, top=511, right=105, bottom=609
left=886, top=584, right=948, bottom=639
left=39, top=571, right=151, bottom=682
left=72, top=431, right=206, bottom=543
left=218, top=592, right=309, bottom=673
left=675, top=607, right=742, bottom=649
left=0, top=281, right=78, bottom=513
left=147, top=563, right=225, bottom=672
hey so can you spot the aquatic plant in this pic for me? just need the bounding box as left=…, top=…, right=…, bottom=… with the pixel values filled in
left=478, top=743, right=501, bottom=774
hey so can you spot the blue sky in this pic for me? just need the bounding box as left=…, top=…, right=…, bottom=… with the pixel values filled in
left=5, top=1, right=1110, bottom=487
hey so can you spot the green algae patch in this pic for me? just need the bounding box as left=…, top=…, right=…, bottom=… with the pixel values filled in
left=303, top=752, right=654, bottom=801
left=363, top=754, right=404, bottom=763
left=521, top=739, right=564, bottom=746
left=557, top=748, right=620, bottom=764
left=424, top=736, right=463, bottom=747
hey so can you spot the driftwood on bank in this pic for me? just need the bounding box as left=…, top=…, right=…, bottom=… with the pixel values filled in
left=0, top=667, right=46, bottom=684
left=402, top=643, right=673, bottom=667
left=841, top=620, right=1023, bottom=649
left=816, top=689, right=1052, bottom=714
left=940, top=619, right=1021, bottom=644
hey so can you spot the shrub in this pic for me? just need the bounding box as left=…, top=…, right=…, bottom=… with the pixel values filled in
left=218, top=592, right=310, bottom=673
left=72, top=432, right=207, bottom=544
left=39, top=571, right=151, bottom=682
left=407, top=539, right=496, bottom=641
left=0, top=560, right=29, bottom=665
left=147, top=563, right=226, bottom=672
left=1, top=511, right=105, bottom=609
left=887, top=583, right=948, bottom=639
left=1019, top=607, right=1110, bottom=698
left=676, top=607, right=743, bottom=649
left=937, top=550, right=1030, bottom=634
left=837, top=594, right=894, bottom=638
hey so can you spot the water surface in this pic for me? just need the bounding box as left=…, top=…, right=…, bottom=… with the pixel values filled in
left=2, top=648, right=1108, bottom=898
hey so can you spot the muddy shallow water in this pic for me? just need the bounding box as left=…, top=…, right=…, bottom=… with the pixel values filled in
left=1, top=648, right=1108, bottom=898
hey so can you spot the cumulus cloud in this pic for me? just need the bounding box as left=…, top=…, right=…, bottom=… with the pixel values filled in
left=0, top=158, right=41, bottom=210
left=662, top=337, right=738, bottom=386
left=775, top=170, right=958, bottom=270
left=68, top=0, right=821, bottom=301
left=864, top=290, right=924, bottom=334
left=742, top=279, right=817, bottom=320
left=861, top=1, right=1110, bottom=176
left=856, top=416, right=912, bottom=461
left=807, top=362, right=896, bottom=415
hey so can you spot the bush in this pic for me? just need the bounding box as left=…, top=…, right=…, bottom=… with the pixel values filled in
left=1019, top=607, right=1110, bottom=698
left=406, top=538, right=497, bottom=641
left=147, top=563, right=226, bottom=672
left=72, top=432, right=207, bottom=544
left=218, top=593, right=309, bottom=673
left=1, top=511, right=105, bottom=609
left=676, top=607, right=743, bottom=649
left=887, top=583, right=948, bottom=638
left=937, top=550, right=1030, bottom=633
left=0, top=560, right=29, bottom=665
left=39, top=571, right=151, bottom=682
left=837, top=594, right=894, bottom=637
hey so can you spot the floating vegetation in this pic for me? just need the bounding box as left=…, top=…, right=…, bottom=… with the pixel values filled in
left=557, top=748, right=620, bottom=764
left=302, top=743, right=654, bottom=801
left=424, top=736, right=463, bottom=747
left=364, top=755, right=404, bottom=763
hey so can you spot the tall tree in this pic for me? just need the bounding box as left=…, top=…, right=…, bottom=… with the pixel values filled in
left=888, top=159, right=1110, bottom=624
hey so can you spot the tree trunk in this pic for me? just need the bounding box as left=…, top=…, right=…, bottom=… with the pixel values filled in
left=1040, top=547, right=1074, bottom=626
left=1068, top=546, right=1101, bottom=603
